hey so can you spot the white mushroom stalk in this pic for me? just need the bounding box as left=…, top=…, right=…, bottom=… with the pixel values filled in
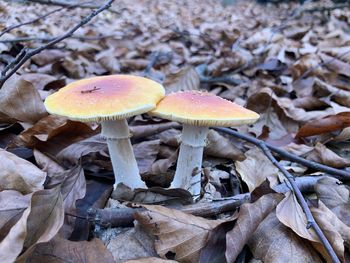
left=171, top=124, right=209, bottom=197
left=101, top=119, right=146, bottom=189
left=150, top=91, right=260, bottom=200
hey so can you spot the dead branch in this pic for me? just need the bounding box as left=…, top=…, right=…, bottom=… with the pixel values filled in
left=85, top=175, right=325, bottom=228
left=304, top=3, right=350, bottom=13
left=0, top=34, right=116, bottom=43
left=0, top=0, right=115, bottom=89
left=24, top=0, right=102, bottom=9
left=216, top=128, right=350, bottom=180
left=0, top=7, right=63, bottom=38
left=216, top=127, right=340, bottom=263
left=87, top=193, right=250, bottom=228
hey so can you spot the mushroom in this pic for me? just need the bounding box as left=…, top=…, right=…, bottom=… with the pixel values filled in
left=150, top=91, right=259, bottom=198
left=44, top=75, right=165, bottom=189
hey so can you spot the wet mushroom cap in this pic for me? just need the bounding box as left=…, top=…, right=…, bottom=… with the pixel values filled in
left=44, top=75, right=165, bottom=122
left=150, top=91, right=260, bottom=126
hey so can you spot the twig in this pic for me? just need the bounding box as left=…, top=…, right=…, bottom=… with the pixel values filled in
left=24, top=0, right=102, bottom=8
left=200, top=75, right=243, bottom=85
left=304, top=3, right=350, bottom=13
left=0, top=7, right=63, bottom=38
left=0, top=34, right=116, bottom=43
left=216, top=128, right=350, bottom=180
left=0, top=0, right=115, bottom=89
left=85, top=175, right=325, bottom=228
left=215, top=127, right=340, bottom=263
left=87, top=193, right=250, bottom=227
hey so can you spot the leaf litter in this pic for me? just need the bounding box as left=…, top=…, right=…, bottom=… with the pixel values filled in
left=1, top=0, right=350, bottom=262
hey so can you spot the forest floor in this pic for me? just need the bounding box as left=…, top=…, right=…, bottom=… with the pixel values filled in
left=1, top=0, right=350, bottom=262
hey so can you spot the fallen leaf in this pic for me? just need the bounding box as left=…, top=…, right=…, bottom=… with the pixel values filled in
left=125, top=258, right=178, bottom=263
left=276, top=191, right=318, bottom=242
left=135, top=205, right=225, bottom=263
left=106, top=224, right=157, bottom=263
left=0, top=190, right=31, bottom=242
left=314, top=177, right=350, bottom=226
left=248, top=212, right=322, bottom=263
left=0, top=75, right=47, bottom=124
left=33, top=150, right=65, bottom=176
left=19, top=115, right=97, bottom=151
left=0, top=148, right=46, bottom=194
left=164, top=66, right=200, bottom=94
left=296, top=112, right=350, bottom=138
left=225, top=194, right=283, bottom=263
left=311, top=201, right=350, bottom=261
left=306, top=142, right=350, bottom=168
left=27, top=237, right=114, bottom=263
left=0, top=187, right=64, bottom=263
left=235, top=147, right=279, bottom=192
left=205, top=130, right=244, bottom=161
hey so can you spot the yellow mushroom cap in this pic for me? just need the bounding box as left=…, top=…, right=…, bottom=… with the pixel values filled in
left=150, top=91, right=259, bottom=127
left=44, top=75, right=165, bottom=122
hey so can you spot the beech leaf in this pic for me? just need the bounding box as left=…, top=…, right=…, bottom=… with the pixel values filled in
left=135, top=205, right=225, bottom=263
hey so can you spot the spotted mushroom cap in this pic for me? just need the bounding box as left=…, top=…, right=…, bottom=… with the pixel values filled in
left=150, top=91, right=259, bottom=127
left=44, top=75, right=165, bottom=122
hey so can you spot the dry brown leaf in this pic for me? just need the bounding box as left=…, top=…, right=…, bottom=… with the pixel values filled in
left=125, top=258, right=178, bottom=263
left=31, top=49, right=67, bottom=66
left=320, top=53, right=350, bottom=77
left=106, top=224, right=157, bottom=263
left=306, top=142, right=350, bottom=168
left=19, top=115, right=96, bottom=148
left=225, top=194, right=283, bottom=263
left=28, top=237, right=114, bottom=263
left=0, top=148, right=46, bottom=194
left=276, top=191, right=318, bottom=242
left=311, top=201, right=350, bottom=261
left=0, top=75, right=47, bottom=124
left=135, top=205, right=225, bottom=263
left=134, top=140, right=161, bottom=175
left=205, top=130, right=244, bottom=161
left=164, top=66, right=200, bottom=94
left=314, top=177, right=350, bottom=227
left=33, top=150, right=65, bottom=176
left=0, top=190, right=31, bottom=242
left=235, top=147, right=279, bottom=192
left=248, top=212, right=322, bottom=263
left=296, top=112, right=350, bottom=138
left=0, top=187, right=64, bottom=263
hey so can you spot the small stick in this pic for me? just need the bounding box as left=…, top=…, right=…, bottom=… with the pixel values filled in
left=215, top=128, right=350, bottom=180
left=215, top=127, right=340, bottom=263
left=81, top=87, right=100, bottom=94
left=0, top=8, right=62, bottom=38
left=0, top=0, right=115, bottom=89
left=87, top=193, right=250, bottom=228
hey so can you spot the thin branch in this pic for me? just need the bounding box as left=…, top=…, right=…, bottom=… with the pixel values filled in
left=304, top=3, right=350, bottom=13
left=216, top=128, right=350, bottom=180
left=0, top=34, right=116, bottom=43
left=0, top=0, right=115, bottom=89
left=0, top=7, right=63, bottom=38
left=215, top=127, right=340, bottom=263
left=24, top=0, right=102, bottom=9
left=85, top=175, right=324, bottom=228
left=87, top=193, right=250, bottom=227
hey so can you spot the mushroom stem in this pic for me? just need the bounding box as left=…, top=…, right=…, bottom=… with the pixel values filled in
left=101, top=119, right=146, bottom=189
left=171, top=124, right=209, bottom=198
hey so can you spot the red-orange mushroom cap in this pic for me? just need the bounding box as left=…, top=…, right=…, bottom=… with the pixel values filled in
left=44, top=75, right=165, bottom=122
left=150, top=91, right=260, bottom=126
